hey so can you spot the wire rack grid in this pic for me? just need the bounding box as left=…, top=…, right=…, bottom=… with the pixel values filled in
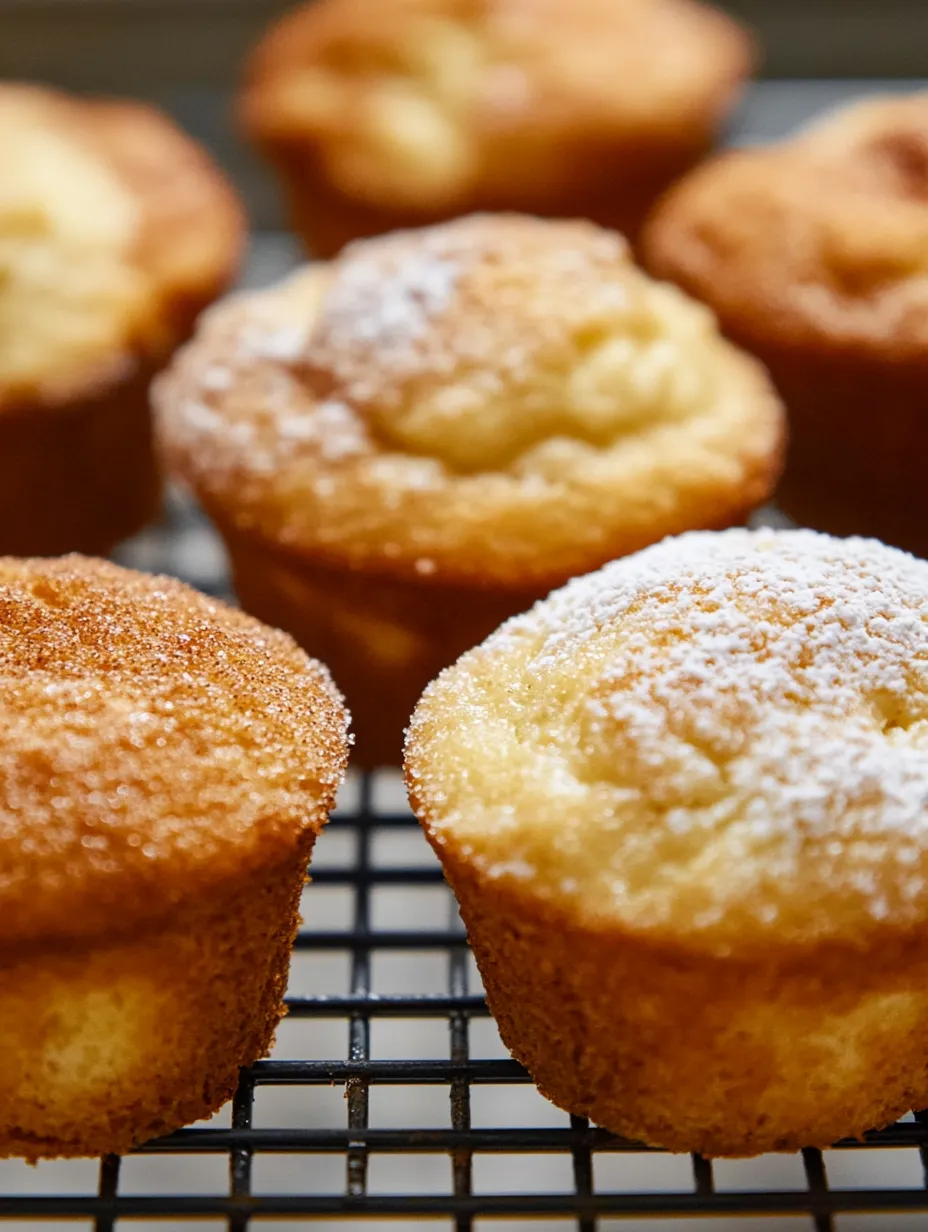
left=0, top=491, right=926, bottom=1231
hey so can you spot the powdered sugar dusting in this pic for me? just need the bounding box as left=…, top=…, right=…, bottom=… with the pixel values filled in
left=303, top=214, right=637, bottom=419
left=276, top=398, right=367, bottom=462
left=156, top=220, right=780, bottom=587
left=236, top=319, right=314, bottom=363
left=321, top=243, right=460, bottom=347
left=414, top=529, right=928, bottom=940
left=307, top=234, right=461, bottom=404
left=526, top=530, right=928, bottom=864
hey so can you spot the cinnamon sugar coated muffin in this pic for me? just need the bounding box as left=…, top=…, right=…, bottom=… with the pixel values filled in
left=644, top=92, right=928, bottom=555
left=0, top=83, right=245, bottom=556
left=156, top=214, right=784, bottom=765
left=240, top=0, right=754, bottom=256
left=407, top=528, right=928, bottom=1156
left=0, top=556, right=348, bottom=1159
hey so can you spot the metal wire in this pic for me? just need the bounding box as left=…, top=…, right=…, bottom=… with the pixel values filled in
left=4, top=794, right=928, bottom=1226
left=2, top=494, right=928, bottom=1227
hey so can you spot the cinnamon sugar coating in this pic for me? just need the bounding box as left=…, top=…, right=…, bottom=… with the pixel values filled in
left=0, top=555, right=348, bottom=950
left=240, top=0, right=753, bottom=253
left=0, top=555, right=348, bottom=1158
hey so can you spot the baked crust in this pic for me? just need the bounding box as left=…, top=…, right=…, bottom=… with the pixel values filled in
left=240, top=0, right=753, bottom=252
left=156, top=214, right=784, bottom=592
left=407, top=528, right=928, bottom=1152
left=0, top=555, right=348, bottom=952
left=0, top=853, right=310, bottom=1160
left=442, top=859, right=928, bottom=1156
left=0, top=364, right=161, bottom=558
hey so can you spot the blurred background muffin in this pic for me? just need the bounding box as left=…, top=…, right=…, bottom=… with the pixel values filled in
left=240, top=0, right=755, bottom=257
left=644, top=91, right=928, bottom=557
left=156, top=213, right=784, bottom=766
left=0, top=83, right=245, bottom=557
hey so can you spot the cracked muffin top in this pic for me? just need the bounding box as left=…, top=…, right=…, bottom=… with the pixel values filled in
left=156, top=214, right=783, bottom=589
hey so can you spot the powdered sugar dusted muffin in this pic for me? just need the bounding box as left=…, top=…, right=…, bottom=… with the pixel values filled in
left=0, top=83, right=244, bottom=556
left=240, top=0, right=754, bottom=256
left=0, top=556, right=348, bottom=1159
left=644, top=92, right=928, bottom=555
left=407, top=528, right=928, bottom=1155
left=156, top=214, right=784, bottom=766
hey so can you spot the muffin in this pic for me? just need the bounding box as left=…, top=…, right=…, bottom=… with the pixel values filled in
left=0, top=555, right=348, bottom=1160
left=156, top=214, right=784, bottom=766
left=408, top=528, right=928, bottom=1156
left=240, top=0, right=754, bottom=257
left=0, top=83, right=245, bottom=557
left=644, top=92, right=928, bottom=555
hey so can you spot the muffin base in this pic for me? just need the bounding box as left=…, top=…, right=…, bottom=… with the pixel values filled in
left=224, top=527, right=538, bottom=768
left=720, top=336, right=928, bottom=558
left=0, top=840, right=313, bottom=1160
left=438, top=856, right=928, bottom=1157
left=266, top=136, right=717, bottom=258
left=0, top=365, right=161, bottom=557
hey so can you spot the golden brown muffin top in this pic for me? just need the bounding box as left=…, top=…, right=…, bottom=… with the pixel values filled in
left=0, top=556, right=348, bottom=951
left=241, top=0, right=753, bottom=210
left=407, top=529, right=928, bottom=956
left=156, top=214, right=783, bottom=590
left=644, top=93, right=928, bottom=359
left=0, top=83, right=245, bottom=412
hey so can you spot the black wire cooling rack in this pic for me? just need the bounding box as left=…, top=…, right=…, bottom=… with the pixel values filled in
left=4, top=497, right=928, bottom=1231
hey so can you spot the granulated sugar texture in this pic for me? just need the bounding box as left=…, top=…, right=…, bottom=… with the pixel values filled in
left=0, top=555, right=348, bottom=947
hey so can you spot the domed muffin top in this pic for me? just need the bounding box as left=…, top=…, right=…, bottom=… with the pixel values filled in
left=241, top=0, right=753, bottom=211
left=0, top=84, right=244, bottom=410
left=407, top=529, right=928, bottom=954
left=645, top=93, right=928, bottom=358
left=0, top=556, right=348, bottom=948
left=157, top=214, right=782, bottom=588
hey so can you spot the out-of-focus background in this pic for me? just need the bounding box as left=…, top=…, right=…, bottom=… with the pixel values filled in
left=2, top=0, right=927, bottom=229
